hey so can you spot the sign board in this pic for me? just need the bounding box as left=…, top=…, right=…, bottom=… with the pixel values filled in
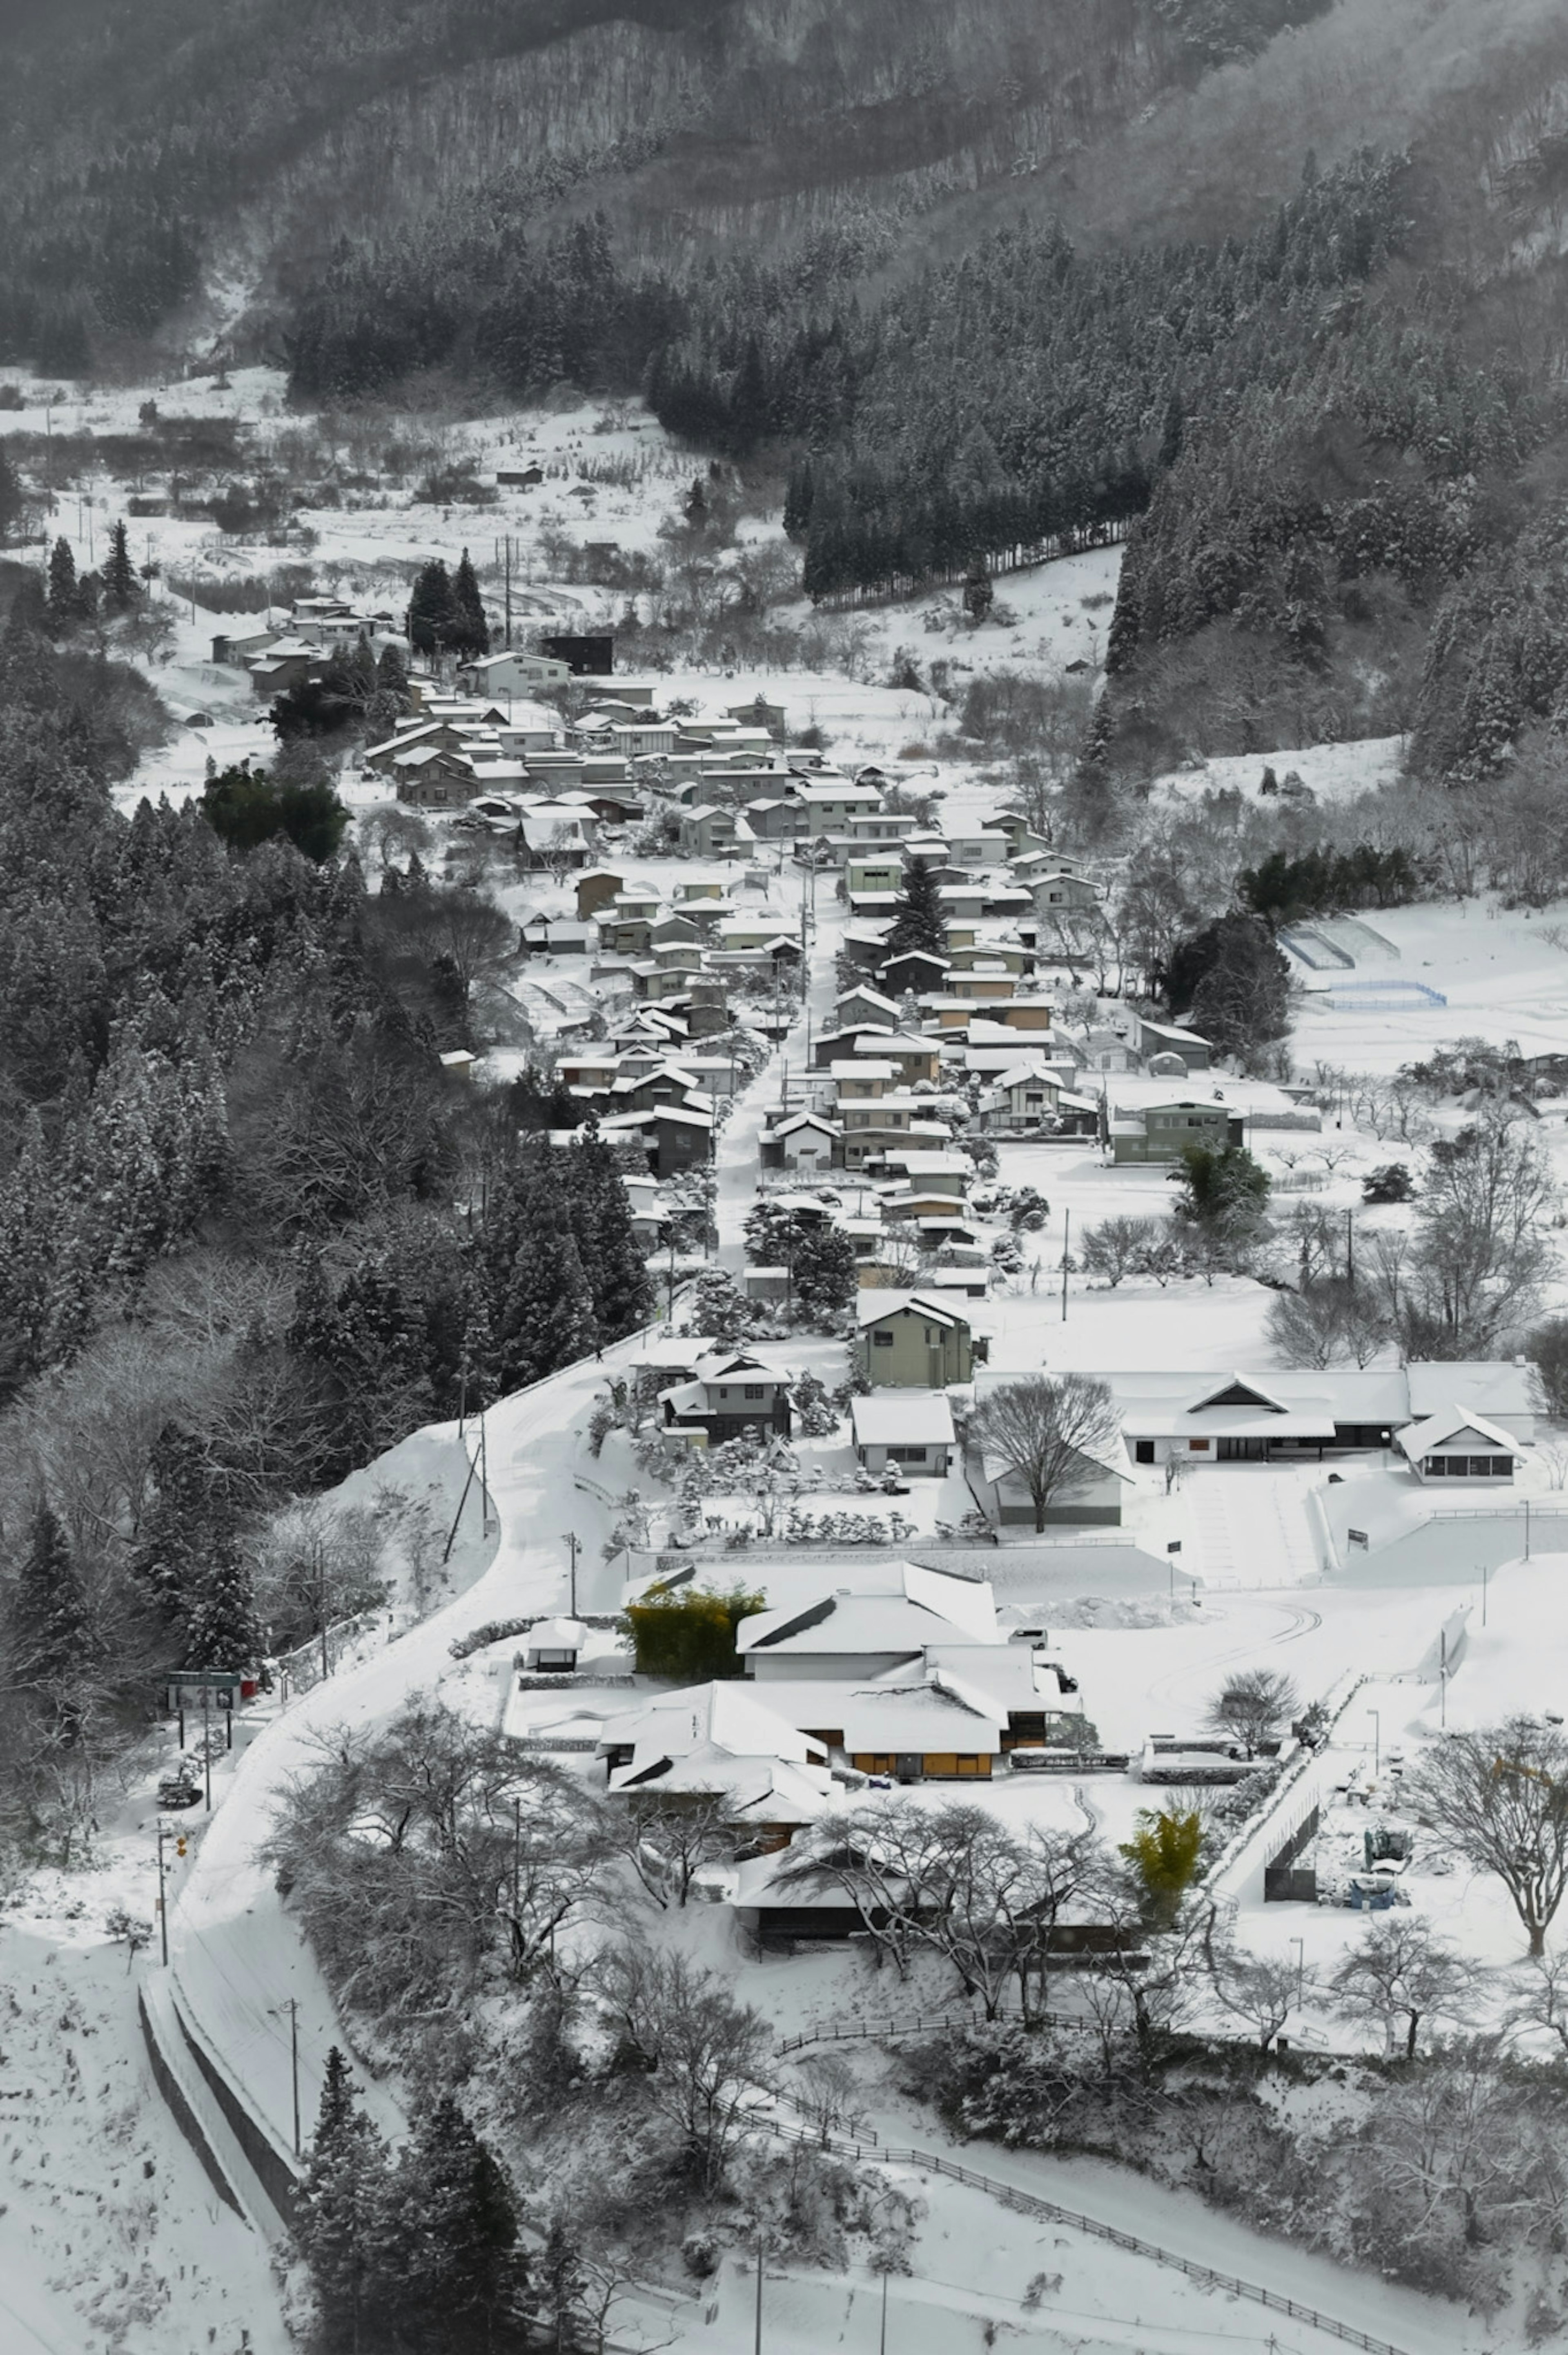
left=1347, top=1528, right=1369, bottom=1550
left=165, top=1670, right=245, bottom=1712
left=1166, top=1540, right=1182, bottom=1555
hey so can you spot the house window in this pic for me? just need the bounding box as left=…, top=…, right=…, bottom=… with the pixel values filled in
left=743, top=1385, right=765, bottom=1401
left=717, top=1387, right=729, bottom=1398
left=1135, top=1440, right=1155, bottom=1465
left=888, top=1446, right=928, bottom=1463
left=872, top=1330, right=894, bottom=1348
left=1189, top=1438, right=1210, bottom=1452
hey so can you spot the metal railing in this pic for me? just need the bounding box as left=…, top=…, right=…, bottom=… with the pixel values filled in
left=777, top=2003, right=1096, bottom=2058
left=760, top=2117, right=1414, bottom=2355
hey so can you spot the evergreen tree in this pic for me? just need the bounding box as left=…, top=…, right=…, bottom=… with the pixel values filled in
left=492, top=1169, right=598, bottom=1391
left=725, top=335, right=769, bottom=456
left=450, top=549, right=490, bottom=660
left=46, top=537, right=80, bottom=631
left=539, top=2214, right=586, bottom=2354
left=296, top=2047, right=394, bottom=2355
left=8, top=1500, right=94, bottom=1706
left=884, top=858, right=947, bottom=958
left=132, top=1422, right=218, bottom=1630
left=101, top=518, right=140, bottom=611
left=391, top=2094, right=525, bottom=2353
left=0, top=442, right=22, bottom=545
left=570, top=1125, right=654, bottom=1342
left=180, top=1520, right=262, bottom=1671
left=408, top=560, right=458, bottom=658
left=375, top=640, right=410, bottom=702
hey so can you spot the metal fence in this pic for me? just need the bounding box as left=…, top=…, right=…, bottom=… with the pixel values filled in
left=762, top=2117, right=1415, bottom=2355
left=775, top=2003, right=1101, bottom=2059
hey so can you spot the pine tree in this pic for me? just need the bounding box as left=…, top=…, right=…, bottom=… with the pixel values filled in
left=390, top=2094, right=525, bottom=2353
left=571, top=1126, right=654, bottom=1343
left=0, top=441, right=22, bottom=545
left=490, top=1153, right=599, bottom=1390
left=884, top=858, right=947, bottom=958
left=8, top=1500, right=94, bottom=1703
left=375, top=640, right=410, bottom=702
left=101, top=518, right=140, bottom=611
left=131, top=1423, right=216, bottom=1629
left=180, top=1519, right=262, bottom=1672
left=296, top=2047, right=394, bottom=2355
left=46, top=537, right=80, bottom=631
left=539, top=2214, right=586, bottom=2354
left=450, top=549, right=490, bottom=660
left=408, top=560, right=458, bottom=658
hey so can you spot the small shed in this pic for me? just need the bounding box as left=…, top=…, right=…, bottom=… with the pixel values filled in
left=524, top=1617, right=588, bottom=1672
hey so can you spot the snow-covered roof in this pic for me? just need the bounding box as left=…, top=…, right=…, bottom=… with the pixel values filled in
left=1396, top=1409, right=1524, bottom=1461
left=1025, top=1366, right=1531, bottom=1439
left=599, top=1680, right=826, bottom=1771
left=856, top=1290, right=969, bottom=1331
left=1405, top=1362, right=1534, bottom=1421
left=851, top=1393, right=956, bottom=1447
left=737, top=1562, right=997, bottom=1659
left=736, top=1676, right=1002, bottom=1754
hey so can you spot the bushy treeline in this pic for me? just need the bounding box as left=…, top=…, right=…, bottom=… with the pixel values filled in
left=1237, top=843, right=1424, bottom=923
left=912, top=2017, right=1568, bottom=2318
left=0, top=613, right=650, bottom=1861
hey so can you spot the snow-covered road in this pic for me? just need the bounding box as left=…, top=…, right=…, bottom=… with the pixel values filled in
left=164, top=1330, right=652, bottom=2165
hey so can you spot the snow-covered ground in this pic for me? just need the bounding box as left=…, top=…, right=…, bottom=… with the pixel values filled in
left=1154, top=736, right=1406, bottom=808
left=16, top=362, right=1568, bottom=2351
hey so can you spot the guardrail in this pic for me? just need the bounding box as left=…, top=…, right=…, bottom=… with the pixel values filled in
left=776, top=2003, right=1097, bottom=2058
left=761, top=2118, right=1414, bottom=2355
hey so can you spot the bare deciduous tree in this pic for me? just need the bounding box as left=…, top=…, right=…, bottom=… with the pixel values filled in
left=1330, top=1916, right=1479, bottom=2057
left=970, top=1374, right=1122, bottom=1532
left=601, top=1791, right=733, bottom=1909
left=1204, top=1669, right=1298, bottom=1760
left=1213, top=1949, right=1306, bottom=2049
left=592, top=1944, right=773, bottom=2190
left=1408, top=1716, right=1568, bottom=1956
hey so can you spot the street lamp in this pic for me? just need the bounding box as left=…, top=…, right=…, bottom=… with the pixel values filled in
left=1367, top=1708, right=1380, bottom=1775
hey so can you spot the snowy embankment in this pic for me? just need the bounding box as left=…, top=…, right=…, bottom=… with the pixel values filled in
left=164, top=1345, right=641, bottom=2170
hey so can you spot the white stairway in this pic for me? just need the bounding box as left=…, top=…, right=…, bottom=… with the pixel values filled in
left=1189, top=1467, right=1321, bottom=1587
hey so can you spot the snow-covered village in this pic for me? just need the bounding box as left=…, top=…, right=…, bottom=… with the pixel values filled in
left=8, top=8, right=1568, bottom=2354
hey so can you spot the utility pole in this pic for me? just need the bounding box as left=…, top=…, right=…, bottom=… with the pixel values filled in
left=202, top=1680, right=212, bottom=1813
left=1345, top=1207, right=1354, bottom=1285
left=1061, top=1209, right=1070, bottom=1322
left=879, top=2268, right=888, bottom=2355
left=504, top=535, right=512, bottom=649
left=1481, top=1560, right=1488, bottom=1626
left=479, top=1406, right=490, bottom=1533
left=1440, top=1628, right=1448, bottom=1726
left=753, top=2237, right=764, bottom=2355
left=287, top=1998, right=301, bottom=2156
left=563, top=1531, right=580, bottom=1615
left=157, top=1824, right=170, bottom=1967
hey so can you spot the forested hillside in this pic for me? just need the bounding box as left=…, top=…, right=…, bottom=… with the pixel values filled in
left=0, top=0, right=1339, bottom=372
left=0, top=604, right=653, bottom=1849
